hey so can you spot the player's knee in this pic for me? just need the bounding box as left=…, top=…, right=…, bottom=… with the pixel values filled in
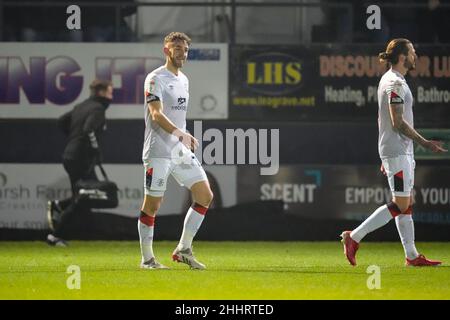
left=195, top=189, right=213, bottom=207
left=399, top=206, right=410, bottom=214
left=205, top=190, right=213, bottom=206
left=392, top=201, right=409, bottom=214
left=141, top=201, right=161, bottom=215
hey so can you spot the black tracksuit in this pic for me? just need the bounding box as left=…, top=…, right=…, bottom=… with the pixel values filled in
left=55, top=96, right=110, bottom=237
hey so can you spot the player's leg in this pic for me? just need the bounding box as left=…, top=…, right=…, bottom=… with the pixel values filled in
left=350, top=156, right=413, bottom=243
left=391, top=156, right=419, bottom=261
left=393, top=157, right=441, bottom=266
left=139, top=195, right=161, bottom=262
left=172, top=180, right=213, bottom=270
left=171, top=155, right=212, bottom=269
left=341, top=156, right=408, bottom=265
left=178, top=180, right=213, bottom=250
left=393, top=194, right=417, bottom=258
left=139, top=159, right=170, bottom=269
left=341, top=200, right=395, bottom=266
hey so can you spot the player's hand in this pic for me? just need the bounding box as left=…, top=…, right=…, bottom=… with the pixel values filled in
left=380, top=164, right=387, bottom=176
left=424, top=140, right=448, bottom=153
left=175, top=130, right=199, bottom=151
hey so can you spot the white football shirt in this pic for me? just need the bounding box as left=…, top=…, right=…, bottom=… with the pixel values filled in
left=377, top=68, right=414, bottom=159
left=142, top=66, right=189, bottom=160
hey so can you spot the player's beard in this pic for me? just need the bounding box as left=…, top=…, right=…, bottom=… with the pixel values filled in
left=404, top=58, right=415, bottom=71
left=169, top=55, right=185, bottom=69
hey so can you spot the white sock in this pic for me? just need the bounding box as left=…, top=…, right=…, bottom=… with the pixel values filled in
left=395, top=214, right=419, bottom=260
left=178, top=204, right=207, bottom=250
left=350, top=204, right=393, bottom=243
left=138, top=214, right=155, bottom=263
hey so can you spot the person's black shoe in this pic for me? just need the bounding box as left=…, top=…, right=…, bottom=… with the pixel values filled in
left=47, top=201, right=62, bottom=231
left=46, top=234, right=68, bottom=247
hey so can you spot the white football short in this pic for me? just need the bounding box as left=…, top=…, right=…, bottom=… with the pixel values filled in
left=143, top=152, right=207, bottom=197
left=381, top=154, right=415, bottom=197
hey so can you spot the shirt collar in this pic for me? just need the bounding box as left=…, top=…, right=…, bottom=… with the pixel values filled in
left=390, top=67, right=405, bottom=80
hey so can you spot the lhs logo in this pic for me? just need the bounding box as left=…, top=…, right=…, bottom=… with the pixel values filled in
left=245, top=52, right=303, bottom=95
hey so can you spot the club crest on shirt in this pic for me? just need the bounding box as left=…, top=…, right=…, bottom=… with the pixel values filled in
left=157, top=179, right=165, bottom=187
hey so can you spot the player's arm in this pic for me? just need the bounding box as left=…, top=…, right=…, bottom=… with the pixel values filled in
left=148, top=100, right=199, bottom=150
left=389, top=104, right=447, bottom=153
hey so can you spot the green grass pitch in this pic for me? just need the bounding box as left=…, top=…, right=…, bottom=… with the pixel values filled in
left=0, top=241, right=449, bottom=299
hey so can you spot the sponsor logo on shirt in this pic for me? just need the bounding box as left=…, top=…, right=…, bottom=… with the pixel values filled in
left=172, top=97, right=187, bottom=111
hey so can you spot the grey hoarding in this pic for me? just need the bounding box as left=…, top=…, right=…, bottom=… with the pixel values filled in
left=237, top=164, right=450, bottom=224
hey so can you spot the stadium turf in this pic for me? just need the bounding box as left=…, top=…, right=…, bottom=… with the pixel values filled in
left=0, top=241, right=449, bottom=300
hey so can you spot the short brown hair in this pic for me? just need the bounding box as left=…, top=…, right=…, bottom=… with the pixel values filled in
left=89, top=79, right=112, bottom=96
left=163, top=32, right=191, bottom=46
left=379, top=38, right=411, bottom=66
